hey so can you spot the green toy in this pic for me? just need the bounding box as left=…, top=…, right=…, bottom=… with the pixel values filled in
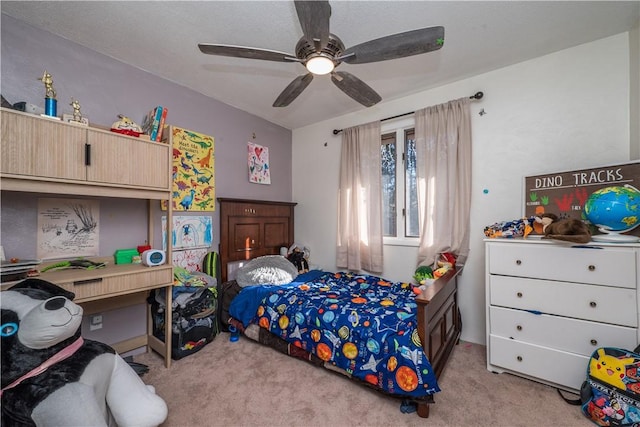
left=413, top=265, right=434, bottom=284
left=40, top=259, right=107, bottom=273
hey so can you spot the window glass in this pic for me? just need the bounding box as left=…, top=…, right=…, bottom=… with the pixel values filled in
left=404, top=129, right=419, bottom=237
left=381, top=132, right=396, bottom=237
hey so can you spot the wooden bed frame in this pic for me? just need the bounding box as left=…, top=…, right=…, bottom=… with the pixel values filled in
left=218, top=197, right=461, bottom=418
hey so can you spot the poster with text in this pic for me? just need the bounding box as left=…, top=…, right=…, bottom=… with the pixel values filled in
left=37, top=198, right=100, bottom=259
left=524, top=161, right=640, bottom=237
left=164, top=126, right=215, bottom=211
left=248, top=141, right=271, bottom=184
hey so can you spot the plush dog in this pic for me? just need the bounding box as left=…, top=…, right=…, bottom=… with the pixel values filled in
left=537, top=213, right=592, bottom=244
left=1, top=278, right=167, bottom=426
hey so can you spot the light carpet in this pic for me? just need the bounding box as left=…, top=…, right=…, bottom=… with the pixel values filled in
left=135, top=335, right=591, bottom=427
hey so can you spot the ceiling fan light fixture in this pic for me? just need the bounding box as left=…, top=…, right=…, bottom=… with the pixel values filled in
left=305, top=55, right=335, bottom=75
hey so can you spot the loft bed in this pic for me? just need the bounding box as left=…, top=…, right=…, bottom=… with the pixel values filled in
left=217, top=198, right=461, bottom=418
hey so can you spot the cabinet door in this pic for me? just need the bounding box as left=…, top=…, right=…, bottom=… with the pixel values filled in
left=1, top=109, right=86, bottom=180
left=263, top=217, right=291, bottom=254
left=87, top=129, right=170, bottom=190
left=229, top=217, right=261, bottom=260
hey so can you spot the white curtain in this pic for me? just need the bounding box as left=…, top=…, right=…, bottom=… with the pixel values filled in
left=415, top=97, right=472, bottom=268
left=336, top=121, right=384, bottom=273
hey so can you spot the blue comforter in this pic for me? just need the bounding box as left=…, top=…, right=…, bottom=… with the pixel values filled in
left=229, top=270, right=440, bottom=397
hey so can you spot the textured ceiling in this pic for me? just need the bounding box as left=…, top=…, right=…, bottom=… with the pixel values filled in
left=2, top=1, right=638, bottom=130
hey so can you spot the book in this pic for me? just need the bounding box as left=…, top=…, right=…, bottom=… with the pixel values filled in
left=156, top=106, right=168, bottom=142
left=141, top=106, right=163, bottom=141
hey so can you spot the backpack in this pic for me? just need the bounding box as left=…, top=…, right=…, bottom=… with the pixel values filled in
left=202, top=251, right=221, bottom=283
left=560, top=346, right=640, bottom=426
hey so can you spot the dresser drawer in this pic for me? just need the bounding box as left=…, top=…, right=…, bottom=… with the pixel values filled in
left=489, top=275, right=637, bottom=326
left=489, top=306, right=637, bottom=356
left=488, top=335, right=588, bottom=390
left=58, top=267, right=173, bottom=302
left=488, top=243, right=636, bottom=288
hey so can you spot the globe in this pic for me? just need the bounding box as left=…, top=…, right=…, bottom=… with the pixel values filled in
left=584, top=185, right=640, bottom=242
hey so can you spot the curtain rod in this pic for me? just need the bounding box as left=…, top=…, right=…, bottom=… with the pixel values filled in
left=332, top=91, right=484, bottom=135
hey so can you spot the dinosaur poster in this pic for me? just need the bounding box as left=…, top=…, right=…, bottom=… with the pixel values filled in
left=524, top=161, right=640, bottom=237
left=248, top=141, right=271, bottom=184
left=164, top=126, right=215, bottom=211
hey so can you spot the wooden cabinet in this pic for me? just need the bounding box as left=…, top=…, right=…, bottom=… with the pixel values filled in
left=485, top=239, right=640, bottom=391
left=218, top=198, right=296, bottom=282
left=1, top=108, right=171, bottom=196
left=0, top=107, right=174, bottom=367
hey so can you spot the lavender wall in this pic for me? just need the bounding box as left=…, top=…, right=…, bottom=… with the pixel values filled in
left=1, top=14, right=293, bottom=261
left=1, top=14, right=292, bottom=350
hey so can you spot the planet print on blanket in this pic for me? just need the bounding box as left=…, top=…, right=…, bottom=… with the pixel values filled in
left=250, top=271, right=440, bottom=397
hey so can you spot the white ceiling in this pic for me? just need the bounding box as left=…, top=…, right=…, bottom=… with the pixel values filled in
left=2, top=1, right=638, bottom=130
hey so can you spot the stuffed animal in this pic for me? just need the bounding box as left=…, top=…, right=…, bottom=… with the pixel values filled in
left=287, top=243, right=310, bottom=274
left=1, top=278, right=167, bottom=426
left=536, top=213, right=592, bottom=244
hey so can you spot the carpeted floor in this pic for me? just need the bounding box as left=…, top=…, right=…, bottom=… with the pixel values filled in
left=135, top=334, right=591, bottom=427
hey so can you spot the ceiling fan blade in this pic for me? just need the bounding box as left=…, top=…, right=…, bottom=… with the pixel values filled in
left=331, top=71, right=381, bottom=107
left=198, top=43, right=298, bottom=62
left=273, top=73, right=314, bottom=107
left=341, top=26, right=445, bottom=64
left=295, top=0, right=331, bottom=52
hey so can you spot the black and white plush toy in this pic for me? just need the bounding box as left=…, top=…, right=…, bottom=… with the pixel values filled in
left=1, top=278, right=167, bottom=426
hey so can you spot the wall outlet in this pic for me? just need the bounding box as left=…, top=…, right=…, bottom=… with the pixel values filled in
left=90, top=314, right=103, bottom=331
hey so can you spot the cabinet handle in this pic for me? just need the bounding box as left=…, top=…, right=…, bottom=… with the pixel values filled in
left=590, top=339, right=598, bottom=346
left=516, top=325, right=522, bottom=331
left=516, top=356, right=523, bottom=362
left=516, top=292, right=523, bottom=298
left=85, top=143, right=91, bottom=166
left=515, top=260, right=522, bottom=265
left=74, top=278, right=103, bottom=286
left=588, top=265, right=596, bottom=271
left=589, top=301, right=597, bottom=308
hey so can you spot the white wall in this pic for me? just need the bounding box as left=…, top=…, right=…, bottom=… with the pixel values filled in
left=292, top=33, right=633, bottom=345
left=631, top=18, right=640, bottom=160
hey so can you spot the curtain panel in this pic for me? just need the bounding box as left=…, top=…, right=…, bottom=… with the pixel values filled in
left=336, top=121, right=384, bottom=273
left=415, top=97, right=472, bottom=267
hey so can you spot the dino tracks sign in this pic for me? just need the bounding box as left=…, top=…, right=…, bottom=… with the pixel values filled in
left=524, top=161, right=640, bottom=237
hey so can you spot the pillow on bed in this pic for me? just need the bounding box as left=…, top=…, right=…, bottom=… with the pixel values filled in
left=236, top=255, right=299, bottom=287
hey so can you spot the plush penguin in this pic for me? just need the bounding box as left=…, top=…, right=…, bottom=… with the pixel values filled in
left=1, top=278, right=167, bottom=426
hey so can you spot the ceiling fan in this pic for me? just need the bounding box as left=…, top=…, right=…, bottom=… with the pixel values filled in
left=198, top=0, right=444, bottom=108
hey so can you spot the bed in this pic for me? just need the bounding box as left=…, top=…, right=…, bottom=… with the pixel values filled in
left=217, top=198, right=461, bottom=418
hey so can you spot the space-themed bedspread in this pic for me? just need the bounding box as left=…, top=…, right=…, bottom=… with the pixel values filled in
left=229, top=271, right=440, bottom=397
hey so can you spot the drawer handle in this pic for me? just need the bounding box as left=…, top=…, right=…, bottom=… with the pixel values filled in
left=73, top=278, right=103, bottom=286
left=516, top=292, right=523, bottom=298
left=516, top=356, right=523, bottom=362
left=590, top=339, right=598, bottom=346
left=516, top=325, right=522, bottom=331
left=589, top=301, right=597, bottom=308
left=515, top=260, right=522, bottom=265
left=588, top=265, right=596, bottom=271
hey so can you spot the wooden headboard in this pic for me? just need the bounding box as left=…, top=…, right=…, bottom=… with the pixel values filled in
left=218, top=198, right=297, bottom=283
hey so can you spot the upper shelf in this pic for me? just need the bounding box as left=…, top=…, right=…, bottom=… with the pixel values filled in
left=1, top=108, right=172, bottom=200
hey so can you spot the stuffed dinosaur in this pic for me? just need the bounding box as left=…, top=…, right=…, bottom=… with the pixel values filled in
left=1, top=278, right=167, bottom=426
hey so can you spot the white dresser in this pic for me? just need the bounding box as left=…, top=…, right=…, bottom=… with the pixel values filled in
left=485, top=239, right=640, bottom=391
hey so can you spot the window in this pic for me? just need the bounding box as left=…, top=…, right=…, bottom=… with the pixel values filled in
left=381, top=117, right=419, bottom=245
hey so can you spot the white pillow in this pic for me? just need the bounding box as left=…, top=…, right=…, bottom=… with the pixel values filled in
left=236, top=255, right=298, bottom=287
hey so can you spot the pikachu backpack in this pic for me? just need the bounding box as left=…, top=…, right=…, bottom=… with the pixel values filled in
left=578, top=346, right=640, bottom=426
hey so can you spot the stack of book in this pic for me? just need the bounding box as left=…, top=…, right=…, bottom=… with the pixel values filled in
left=141, top=106, right=168, bottom=142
